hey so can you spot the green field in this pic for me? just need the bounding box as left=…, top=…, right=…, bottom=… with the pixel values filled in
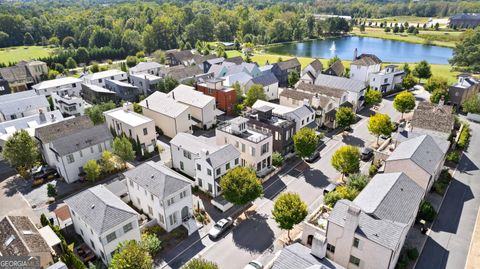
left=351, top=27, right=461, bottom=48
left=227, top=50, right=460, bottom=84
left=0, top=46, right=53, bottom=65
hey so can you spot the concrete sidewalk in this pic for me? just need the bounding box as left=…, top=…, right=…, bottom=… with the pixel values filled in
left=466, top=207, right=480, bottom=269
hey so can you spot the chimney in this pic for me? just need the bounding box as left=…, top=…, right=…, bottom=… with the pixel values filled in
left=353, top=48, right=358, bottom=60
left=38, top=109, right=46, bottom=123
left=311, top=233, right=327, bottom=259
left=345, top=205, right=361, bottom=234
left=123, top=102, right=133, bottom=112
left=303, top=98, right=310, bottom=106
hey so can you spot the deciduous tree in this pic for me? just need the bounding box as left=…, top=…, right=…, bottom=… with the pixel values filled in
left=424, top=76, right=448, bottom=93
left=110, top=240, right=153, bottom=269
left=368, top=113, right=394, bottom=145
left=335, top=107, right=356, bottom=129
left=393, top=91, right=416, bottom=119
left=219, top=167, right=263, bottom=206
left=364, top=89, right=382, bottom=105
left=293, top=128, right=320, bottom=158
left=413, top=60, right=432, bottom=82
left=430, top=88, right=450, bottom=104
left=2, top=130, right=39, bottom=176
left=272, top=192, right=308, bottom=241
left=244, top=84, right=266, bottom=107
left=83, top=160, right=101, bottom=181
left=182, top=258, right=218, bottom=269
left=331, top=145, right=360, bottom=179
left=462, top=95, right=480, bottom=114
left=402, top=74, right=416, bottom=90
left=113, top=136, right=135, bottom=166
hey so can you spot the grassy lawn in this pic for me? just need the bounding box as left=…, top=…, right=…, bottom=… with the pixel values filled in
left=351, top=27, right=461, bottom=48
left=0, top=46, right=53, bottom=65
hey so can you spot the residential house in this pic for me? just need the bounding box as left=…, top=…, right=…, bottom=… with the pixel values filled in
left=350, top=53, right=382, bottom=83
left=448, top=74, right=479, bottom=108
left=225, top=56, right=244, bottom=65
left=193, top=54, right=218, bottom=71
left=216, top=117, right=273, bottom=175
left=259, top=64, right=274, bottom=75
left=124, top=161, right=195, bottom=233
left=51, top=89, right=86, bottom=117
left=65, top=185, right=140, bottom=265
left=271, top=243, right=344, bottom=269
left=411, top=101, right=454, bottom=140
left=170, top=133, right=240, bottom=197
left=222, top=72, right=253, bottom=92
left=196, top=78, right=237, bottom=115
left=315, top=74, right=367, bottom=111
left=82, top=70, right=127, bottom=87
left=162, top=65, right=209, bottom=84
left=321, top=172, right=423, bottom=269
left=384, top=134, right=446, bottom=191
left=35, top=116, right=113, bottom=183
left=0, top=216, right=54, bottom=268
left=140, top=92, right=192, bottom=138
left=245, top=73, right=279, bottom=100
left=0, top=110, right=63, bottom=148
left=0, top=60, right=48, bottom=92
left=128, top=62, right=164, bottom=76
left=253, top=100, right=316, bottom=131
left=202, top=57, right=225, bottom=73
left=247, top=106, right=296, bottom=155
left=370, top=65, right=405, bottom=93
left=209, top=62, right=261, bottom=78
left=168, top=85, right=217, bottom=130
left=32, top=77, right=82, bottom=97
left=165, top=50, right=195, bottom=66
left=0, top=90, right=49, bottom=122
left=0, top=77, right=11, bottom=95
left=105, top=80, right=140, bottom=103
left=81, top=83, right=118, bottom=104
left=104, top=104, right=157, bottom=154
left=271, top=58, right=301, bottom=87
left=324, top=60, right=345, bottom=77
left=129, top=73, right=162, bottom=95
left=300, top=59, right=323, bottom=84
left=449, top=13, right=480, bottom=28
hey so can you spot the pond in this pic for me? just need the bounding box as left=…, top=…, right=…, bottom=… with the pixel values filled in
left=265, top=36, right=454, bottom=64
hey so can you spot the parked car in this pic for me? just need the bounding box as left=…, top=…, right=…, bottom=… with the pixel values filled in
left=380, top=133, right=391, bottom=140
left=360, top=147, right=373, bottom=161
left=323, top=183, right=338, bottom=195
left=244, top=260, right=263, bottom=269
left=208, top=217, right=233, bottom=239
left=392, top=122, right=399, bottom=132
left=33, top=165, right=58, bottom=180
left=305, top=151, right=320, bottom=163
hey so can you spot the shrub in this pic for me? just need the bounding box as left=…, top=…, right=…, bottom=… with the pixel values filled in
left=407, top=247, right=419, bottom=261
left=446, top=151, right=460, bottom=163
left=417, top=200, right=436, bottom=222
left=369, top=161, right=381, bottom=177
left=347, top=173, right=369, bottom=192
left=141, top=233, right=162, bottom=255
left=143, top=225, right=165, bottom=237
left=47, top=183, right=57, bottom=197
left=40, top=214, right=50, bottom=227
left=457, top=125, right=470, bottom=150
left=324, top=186, right=359, bottom=207
left=272, top=151, right=284, bottom=167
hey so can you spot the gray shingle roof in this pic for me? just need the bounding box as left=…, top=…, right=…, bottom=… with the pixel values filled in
left=411, top=102, right=454, bottom=134
left=167, top=50, right=194, bottom=62
left=307, top=59, right=323, bottom=72
left=0, top=90, right=49, bottom=117
left=354, top=172, right=423, bottom=224
left=225, top=56, right=244, bottom=65
left=250, top=73, right=278, bottom=86
left=35, top=115, right=93, bottom=143
left=0, top=66, right=30, bottom=83
left=124, top=161, right=191, bottom=199
left=0, top=216, right=50, bottom=256
left=280, top=88, right=314, bottom=102
left=129, top=62, right=163, bottom=73
left=165, top=65, right=203, bottom=81
left=325, top=60, right=344, bottom=76
left=315, top=74, right=366, bottom=93
left=352, top=54, right=382, bottom=66
left=328, top=200, right=408, bottom=250
left=297, top=82, right=346, bottom=98
left=65, top=185, right=137, bottom=235
left=50, top=124, right=113, bottom=156
left=272, top=242, right=344, bottom=269
left=387, top=134, right=445, bottom=176
left=276, top=58, right=301, bottom=70
left=206, top=144, right=240, bottom=168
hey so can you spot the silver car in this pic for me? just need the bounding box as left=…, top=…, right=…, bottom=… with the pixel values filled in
left=208, top=217, right=233, bottom=239
left=243, top=260, right=263, bottom=269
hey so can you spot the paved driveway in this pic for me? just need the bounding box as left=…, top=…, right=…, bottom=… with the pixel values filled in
left=416, top=120, right=480, bottom=269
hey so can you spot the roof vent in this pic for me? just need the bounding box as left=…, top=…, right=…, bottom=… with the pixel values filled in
left=91, top=204, right=95, bottom=209
left=151, top=175, right=155, bottom=179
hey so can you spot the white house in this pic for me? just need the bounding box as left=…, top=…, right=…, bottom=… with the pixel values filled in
left=0, top=90, right=50, bottom=122
left=83, top=70, right=128, bottom=87
left=245, top=73, right=279, bottom=100
left=350, top=53, right=382, bottom=83
left=140, top=91, right=192, bottom=138
left=65, top=185, right=140, bottom=265
left=300, top=59, right=323, bottom=84
left=124, top=161, right=196, bottom=233
left=168, top=85, right=217, bottom=130
left=34, top=116, right=113, bottom=183
left=222, top=72, right=253, bottom=92
left=216, top=117, right=273, bottom=176
left=369, top=65, right=405, bottom=93
left=51, top=89, right=86, bottom=117
left=252, top=100, right=317, bottom=131
left=315, top=74, right=367, bottom=112
left=104, top=103, right=157, bottom=154
left=170, top=133, right=240, bottom=197
left=129, top=73, right=162, bottom=95
left=32, top=77, right=83, bottom=96
left=128, top=62, right=164, bottom=76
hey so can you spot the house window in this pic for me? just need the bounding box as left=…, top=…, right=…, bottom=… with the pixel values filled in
left=226, top=163, right=230, bottom=170
left=128, top=129, right=132, bottom=137
left=143, top=128, right=148, bottom=135
left=66, top=154, right=74, bottom=164
left=79, top=150, right=83, bottom=158
left=327, top=243, right=335, bottom=253
left=349, top=255, right=361, bottom=267
left=235, top=158, right=239, bottom=165
left=90, top=147, right=94, bottom=153
left=98, top=144, right=102, bottom=152
left=90, top=240, right=95, bottom=250
left=198, top=178, right=203, bottom=187
left=158, top=214, right=165, bottom=224
left=169, top=213, right=177, bottom=226
left=216, top=168, right=221, bottom=176
left=180, top=190, right=187, bottom=199
left=261, top=143, right=269, bottom=155
left=353, top=237, right=360, bottom=248
left=235, top=141, right=239, bottom=148
left=183, top=150, right=191, bottom=159
left=150, top=194, right=154, bottom=201
left=167, top=197, right=175, bottom=206
left=148, top=206, right=153, bottom=215
left=257, top=162, right=261, bottom=171
left=208, top=183, right=213, bottom=192
left=106, top=232, right=117, bottom=243
left=123, top=222, right=133, bottom=233
left=197, top=164, right=201, bottom=171
left=180, top=161, right=184, bottom=170
left=207, top=169, right=212, bottom=176
left=241, top=143, right=245, bottom=153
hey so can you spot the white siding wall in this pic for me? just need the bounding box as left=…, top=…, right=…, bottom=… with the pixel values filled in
left=105, top=116, right=156, bottom=153
left=195, top=155, right=240, bottom=197
left=84, top=73, right=128, bottom=87
left=170, top=143, right=197, bottom=179
left=142, top=107, right=192, bottom=138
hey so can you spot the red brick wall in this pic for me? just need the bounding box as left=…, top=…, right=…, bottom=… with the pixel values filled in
left=196, top=85, right=237, bottom=115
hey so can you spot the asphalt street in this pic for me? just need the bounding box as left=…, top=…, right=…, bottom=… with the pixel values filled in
left=416, top=119, right=480, bottom=269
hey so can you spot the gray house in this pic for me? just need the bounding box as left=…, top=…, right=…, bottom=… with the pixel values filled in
left=271, top=58, right=301, bottom=87
left=448, top=74, right=479, bottom=108
left=105, top=80, right=140, bottom=102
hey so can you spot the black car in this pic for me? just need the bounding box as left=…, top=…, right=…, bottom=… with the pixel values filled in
left=33, top=166, right=58, bottom=180
left=305, top=151, right=320, bottom=163
left=360, top=147, right=373, bottom=161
